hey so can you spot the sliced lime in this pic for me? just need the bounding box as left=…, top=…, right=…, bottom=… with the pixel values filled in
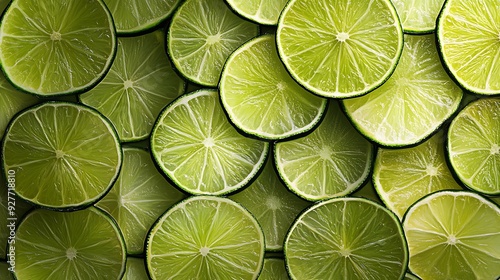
left=122, top=257, right=149, bottom=280
left=168, top=0, right=259, bottom=87
left=151, top=89, right=268, bottom=196
left=1, top=102, right=122, bottom=209
left=374, top=130, right=463, bottom=219
left=14, top=207, right=126, bottom=279
left=343, top=34, right=462, bottom=147
left=96, top=147, right=186, bottom=255
left=437, top=0, right=500, bottom=95
left=351, top=181, right=382, bottom=205
left=276, top=0, right=403, bottom=98
left=404, top=272, right=420, bottom=280
left=220, top=34, right=326, bottom=140
left=146, top=196, right=265, bottom=279
left=403, top=190, right=500, bottom=279
left=0, top=262, right=14, bottom=279
left=275, top=100, right=373, bottom=201
left=230, top=157, right=310, bottom=251
left=103, top=0, right=181, bottom=35
left=447, top=98, right=500, bottom=195
left=225, top=0, right=288, bottom=25
left=0, top=72, right=38, bottom=139
left=0, top=0, right=116, bottom=96
left=80, top=31, right=185, bottom=142
left=392, top=0, right=445, bottom=33
left=258, top=258, right=288, bottom=280
left=285, top=197, right=408, bottom=279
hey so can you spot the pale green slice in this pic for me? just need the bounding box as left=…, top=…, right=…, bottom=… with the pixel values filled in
left=275, top=100, right=373, bottom=201
left=230, top=157, right=310, bottom=251
left=225, top=0, right=288, bottom=25
left=403, top=190, right=500, bottom=279
left=168, top=0, right=259, bottom=87
left=447, top=98, right=500, bottom=195
left=391, top=0, right=445, bottom=33
left=285, top=197, right=408, bottom=280
left=0, top=72, right=38, bottom=139
left=276, top=0, right=403, bottom=98
left=374, top=131, right=463, bottom=219
left=146, top=196, right=265, bottom=280
left=122, top=257, right=149, bottom=280
left=14, top=207, right=126, bottom=280
left=0, top=0, right=116, bottom=96
left=0, top=262, right=14, bottom=279
left=0, top=171, right=32, bottom=259
left=220, top=34, right=326, bottom=140
left=351, top=181, right=383, bottom=205
left=96, top=148, right=186, bottom=255
left=151, top=89, right=268, bottom=196
left=80, top=31, right=185, bottom=142
left=343, top=34, right=462, bottom=147
left=258, top=258, right=288, bottom=280
left=103, top=0, right=181, bottom=35
left=1, top=102, right=122, bottom=209
left=437, top=0, right=500, bottom=95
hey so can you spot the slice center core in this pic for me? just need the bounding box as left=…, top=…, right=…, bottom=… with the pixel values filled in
left=203, top=137, right=215, bottom=147
left=266, top=196, right=281, bottom=210
left=206, top=34, right=221, bottom=45
left=336, top=32, right=350, bottom=42
left=55, top=149, right=65, bottom=159
left=124, top=80, right=134, bottom=89
left=199, top=246, right=210, bottom=256
left=66, top=247, right=77, bottom=260
left=426, top=165, right=439, bottom=176
left=491, top=144, right=499, bottom=155
left=447, top=234, right=458, bottom=245
left=50, top=31, right=62, bottom=41
left=319, top=146, right=332, bottom=160
left=339, top=247, right=351, bottom=257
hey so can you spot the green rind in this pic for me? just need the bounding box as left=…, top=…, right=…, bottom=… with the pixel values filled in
left=392, top=0, right=445, bottom=34
left=220, top=34, right=327, bottom=140
left=14, top=207, right=126, bottom=280
left=146, top=196, right=265, bottom=280
left=1, top=101, right=122, bottom=210
left=284, top=197, right=408, bottom=280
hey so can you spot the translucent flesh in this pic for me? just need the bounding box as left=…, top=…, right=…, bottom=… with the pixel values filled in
left=80, top=32, right=185, bottom=142
left=277, top=0, right=403, bottom=97
left=104, top=0, right=181, bottom=34
left=0, top=0, right=115, bottom=95
left=230, top=157, right=310, bottom=250
left=448, top=98, right=500, bottom=194
left=258, top=259, right=288, bottom=280
left=2, top=103, right=121, bottom=208
left=96, top=148, right=185, bottom=254
left=147, top=196, right=264, bottom=280
left=220, top=35, right=326, bottom=140
left=392, top=0, right=445, bottom=33
left=404, top=191, right=500, bottom=279
left=351, top=181, right=383, bottom=204
left=168, top=0, right=259, bottom=86
left=122, top=258, right=149, bottom=280
left=438, top=0, right=500, bottom=94
left=225, top=0, right=288, bottom=25
left=343, top=35, right=462, bottom=146
left=151, top=90, right=268, bottom=195
left=374, top=131, right=463, bottom=219
left=275, top=100, right=373, bottom=201
left=15, top=208, right=125, bottom=280
left=286, top=198, right=407, bottom=280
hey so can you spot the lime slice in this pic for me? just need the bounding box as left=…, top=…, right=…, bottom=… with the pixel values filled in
left=437, top=0, right=500, bottom=95
left=343, top=34, right=462, bottom=147
left=374, top=131, right=463, bottom=219
left=167, top=0, right=259, bottom=87
left=151, top=89, right=268, bottom=196
left=258, top=258, right=288, bottom=280
left=103, top=0, right=181, bottom=35
left=447, top=98, right=500, bottom=195
left=0, top=73, right=38, bottom=139
left=275, top=100, right=373, bottom=201
left=123, top=257, right=149, bottom=280
left=285, top=197, right=408, bottom=279
left=14, top=207, right=126, bottom=279
left=276, top=0, right=403, bottom=98
left=351, top=181, right=382, bottom=205
left=0, top=0, right=9, bottom=13
left=96, top=147, right=186, bottom=255
left=220, top=34, right=326, bottom=140
left=225, top=0, right=288, bottom=25
left=0, top=172, right=32, bottom=259
left=391, top=0, right=445, bottom=33
left=80, top=31, right=185, bottom=142
left=1, top=102, right=122, bottom=209
left=0, top=0, right=116, bottom=96
left=146, top=196, right=265, bottom=279
left=230, top=157, right=310, bottom=251
left=404, top=272, right=420, bottom=280
left=0, top=262, right=14, bottom=279
left=403, top=190, right=500, bottom=279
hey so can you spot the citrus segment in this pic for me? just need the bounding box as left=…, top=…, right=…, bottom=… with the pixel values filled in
left=392, top=0, right=445, bottom=33
left=225, top=0, right=288, bottom=25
